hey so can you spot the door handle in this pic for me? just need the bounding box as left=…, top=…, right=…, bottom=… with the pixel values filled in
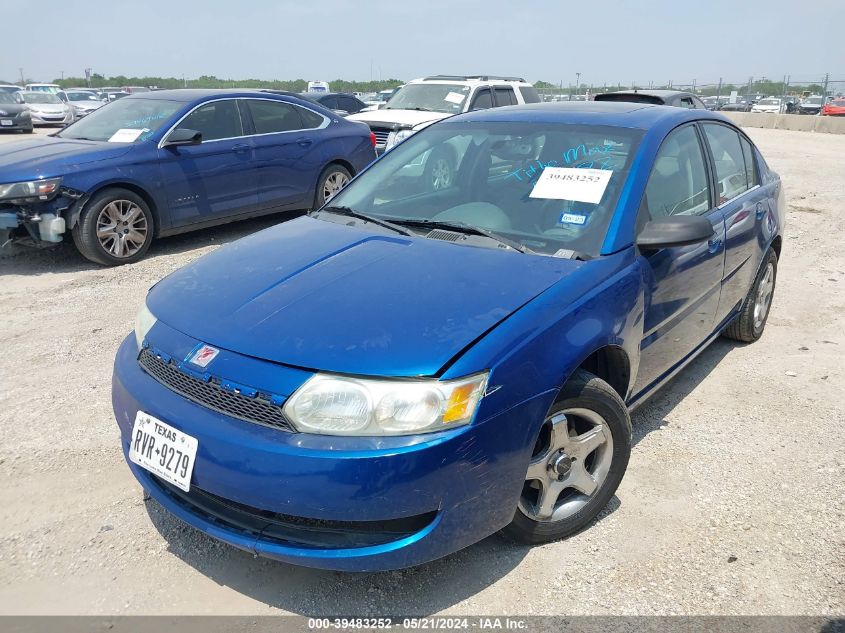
left=755, top=201, right=766, bottom=220
left=707, top=237, right=723, bottom=253
left=231, top=143, right=250, bottom=154
left=296, top=137, right=313, bottom=148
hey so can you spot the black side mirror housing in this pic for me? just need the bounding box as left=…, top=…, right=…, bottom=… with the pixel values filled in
left=162, top=128, right=202, bottom=148
left=637, top=215, right=714, bottom=251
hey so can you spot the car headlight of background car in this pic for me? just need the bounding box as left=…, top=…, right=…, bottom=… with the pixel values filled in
left=0, top=177, right=62, bottom=202
left=134, top=303, right=158, bottom=350
left=385, top=128, right=416, bottom=151
left=283, top=372, right=489, bottom=436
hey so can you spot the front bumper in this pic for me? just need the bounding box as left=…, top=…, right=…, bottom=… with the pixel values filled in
left=0, top=115, right=33, bottom=131
left=30, top=111, right=73, bottom=125
left=112, top=333, right=551, bottom=571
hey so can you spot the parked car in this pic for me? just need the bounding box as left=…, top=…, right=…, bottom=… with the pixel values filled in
left=362, top=88, right=398, bottom=109
left=58, top=90, right=105, bottom=117
left=349, top=75, right=540, bottom=156
left=112, top=101, right=784, bottom=571
left=595, top=89, right=707, bottom=109
left=0, top=91, right=33, bottom=132
left=0, top=90, right=376, bottom=265
left=19, top=91, right=73, bottom=126
left=0, top=84, right=23, bottom=95
left=24, top=83, right=60, bottom=94
left=821, top=98, right=845, bottom=116
left=750, top=97, right=785, bottom=114
left=259, top=90, right=368, bottom=116
left=701, top=96, right=727, bottom=111
left=718, top=99, right=752, bottom=112
left=307, top=81, right=330, bottom=93
left=797, top=95, right=824, bottom=115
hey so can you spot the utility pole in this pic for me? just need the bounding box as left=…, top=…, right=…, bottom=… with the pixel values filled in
left=822, top=72, right=829, bottom=98
left=717, top=77, right=722, bottom=102
left=19, top=67, right=24, bottom=85
left=692, top=78, right=696, bottom=93
left=575, top=72, right=580, bottom=96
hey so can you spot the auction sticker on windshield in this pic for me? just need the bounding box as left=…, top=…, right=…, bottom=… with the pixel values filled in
left=108, top=128, right=146, bottom=143
left=529, top=167, right=612, bottom=204
left=128, top=411, right=197, bottom=492
left=444, top=92, right=466, bottom=104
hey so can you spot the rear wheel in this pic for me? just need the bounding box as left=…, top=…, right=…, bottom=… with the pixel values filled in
left=72, top=188, right=154, bottom=266
left=424, top=147, right=455, bottom=190
left=314, top=164, right=351, bottom=208
left=722, top=248, right=777, bottom=342
left=503, top=369, right=631, bottom=544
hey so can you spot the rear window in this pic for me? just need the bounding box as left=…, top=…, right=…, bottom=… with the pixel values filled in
left=595, top=93, right=663, bottom=105
left=518, top=86, right=540, bottom=104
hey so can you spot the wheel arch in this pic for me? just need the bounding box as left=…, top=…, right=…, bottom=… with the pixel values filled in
left=770, top=234, right=782, bottom=259
left=68, top=182, right=160, bottom=235
left=570, top=345, right=632, bottom=402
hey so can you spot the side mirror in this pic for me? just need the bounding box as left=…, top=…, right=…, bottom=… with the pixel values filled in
left=637, top=215, right=714, bottom=251
left=162, top=128, right=202, bottom=148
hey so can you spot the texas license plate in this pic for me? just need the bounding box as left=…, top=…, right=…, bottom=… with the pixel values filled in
left=0, top=120, right=12, bottom=126
left=128, top=411, right=197, bottom=492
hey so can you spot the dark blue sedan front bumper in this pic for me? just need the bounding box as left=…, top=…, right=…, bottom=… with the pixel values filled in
left=112, top=334, right=554, bottom=571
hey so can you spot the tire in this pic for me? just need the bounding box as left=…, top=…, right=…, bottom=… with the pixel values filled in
left=423, top=147, right=455, bottom=191
left=23, top=127, right=34, bottom=134
left=71, top=188, right=154, bottom=266
left=502, top=369, right=632, bottom=544
left=722, top=248, right=778, bottom=343
left=313, top=164, right=352, bottom=209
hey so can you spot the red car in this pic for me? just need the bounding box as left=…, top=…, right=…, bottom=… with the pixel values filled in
left=821, top=98, right=845, bottom=116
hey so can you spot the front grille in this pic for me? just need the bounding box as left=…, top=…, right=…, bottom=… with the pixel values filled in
left=138, top=348, right=294, bottom=432
left=153, top=476, right=438, bottom=549
left=369, top=126, right=392, bottom=146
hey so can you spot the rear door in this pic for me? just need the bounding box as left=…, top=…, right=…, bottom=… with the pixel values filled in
left=699, top=122, right=770, bottom=322
left=158, top=98, right=257, bottom=227
left=634, top=123, right=727, bottom=394
left=244, top=98, right=329, bottom=211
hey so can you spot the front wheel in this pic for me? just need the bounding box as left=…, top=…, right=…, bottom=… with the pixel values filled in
left=423, top=148, right=455, bottom=191
left=722, top=248, right=778, bottom=343
left=71, top=188, right=154, bottom=266
left=314, top=164, right=351, bottom=208
left=503, top=369, right=632, bottom=544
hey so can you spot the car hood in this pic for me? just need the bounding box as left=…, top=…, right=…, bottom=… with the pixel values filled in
left=348, top=108, right=451, bottom=128
left=147, top=216, right=582, bottom=377
left=0, top=104, right=27, bottom=116
left=0, top=137, right=134, bottom=182
left=27, top=103, right=67, bottom=113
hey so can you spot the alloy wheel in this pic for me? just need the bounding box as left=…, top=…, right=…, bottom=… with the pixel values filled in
left=323, top=171, right=349, bottom=203
left=430, top=158, right=453, bottom=190
left=96, top=199, right=148, bottom=259
left=518, top=409, right=614, bottom=523
left=753, top=262, right=775, bottom=330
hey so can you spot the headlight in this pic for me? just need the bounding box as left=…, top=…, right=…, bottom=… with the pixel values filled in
left=19, top=110, right=31, bottom=118
left=0, top=177, right=62, bottom=201
left=283, top=372, right=489, bottom=436
left=385, top=128, right=416, bottom=150
left=134, top=302, right=158, bottom=350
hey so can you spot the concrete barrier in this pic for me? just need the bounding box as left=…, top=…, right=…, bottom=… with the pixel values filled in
left=723, top=111, right=845, bottom=134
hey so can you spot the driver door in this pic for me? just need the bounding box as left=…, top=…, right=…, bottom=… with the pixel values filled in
left=634, top=124, right=726, bottom=394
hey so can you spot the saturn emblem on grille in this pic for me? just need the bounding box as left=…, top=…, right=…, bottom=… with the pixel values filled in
left=188, top=344, right=219, bottom=368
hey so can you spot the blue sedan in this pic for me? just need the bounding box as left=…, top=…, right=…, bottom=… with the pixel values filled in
left=0, top=90, right=376, bottom=265
left=112, top=101, right=784, bottom=570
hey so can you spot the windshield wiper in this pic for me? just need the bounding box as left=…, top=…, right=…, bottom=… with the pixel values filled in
left=313, top=206, right=413, bottom=236
left=391, top=218, right=532, bottom=254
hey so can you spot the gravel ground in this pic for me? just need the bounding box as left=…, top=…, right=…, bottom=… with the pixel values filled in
left=0, top=127, right=842, bottom=616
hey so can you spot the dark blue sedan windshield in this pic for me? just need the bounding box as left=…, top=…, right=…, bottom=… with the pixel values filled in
left=58, top=98, right=181, bottom=142
left=328, top=121, right=643, bottom=257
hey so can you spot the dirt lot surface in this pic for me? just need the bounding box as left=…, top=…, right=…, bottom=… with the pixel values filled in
left=0, top=127, right=842, bottom=616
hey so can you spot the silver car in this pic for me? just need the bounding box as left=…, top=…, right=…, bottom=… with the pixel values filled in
left=20, top=91, right=74, bottom=126
left=59, top=90, right=104, bottom=118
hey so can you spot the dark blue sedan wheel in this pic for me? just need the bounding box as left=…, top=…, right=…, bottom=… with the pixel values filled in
left=504, top=369, right=631, bottom=544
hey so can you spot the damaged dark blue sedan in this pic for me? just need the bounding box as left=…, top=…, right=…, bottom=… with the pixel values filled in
left=113, top=101, right=784, bottom=570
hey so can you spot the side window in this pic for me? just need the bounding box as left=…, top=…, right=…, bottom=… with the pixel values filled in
left=469, top=88, right=493, bottom=111
left=692, top=96, right=707, bottom=109
left=319, top=95, right=338, bottom=110
left=296, top=106, right=325, bottom=129
left=519, top=86, right=541, bottom=104
left=644, top=125, right=711, bottom=218
left=677, top=97, right=696, bottom=109
left=739, top=136, right=759, bottom=189
left=338, top=96, right=360, bottom=113
left=247, top=99, right=303, bottom=134
left=493, top=87, right=517, bottom=107
left=701, top=123, right=749, bottom=203
left=176, top=100, right=243, bottom=142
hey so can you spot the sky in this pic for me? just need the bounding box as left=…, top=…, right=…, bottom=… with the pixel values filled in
left=3, top=0, right=843, bottom=88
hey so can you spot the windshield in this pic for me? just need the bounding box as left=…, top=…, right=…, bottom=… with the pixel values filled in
left=0, top=92, right=17, bottom=104
left=385, top=83, right=470, bottom=113
left=326, top=121, right=643, bottom=258
left=23, top=93, right=61, bottom=104
left=759, top=98, right=780, bottom=105
left=67, top=92, right=99, bottom=102
left=57, top=97, right=182, bottom=142
left=805, top=97, right=822, bottom=105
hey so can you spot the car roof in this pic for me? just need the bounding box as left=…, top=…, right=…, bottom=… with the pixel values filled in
left=599, top=89, right=696, bottom=99
left=123, top=88, right=303, bottom=102
left=449, top=101, right=726, bottom=129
